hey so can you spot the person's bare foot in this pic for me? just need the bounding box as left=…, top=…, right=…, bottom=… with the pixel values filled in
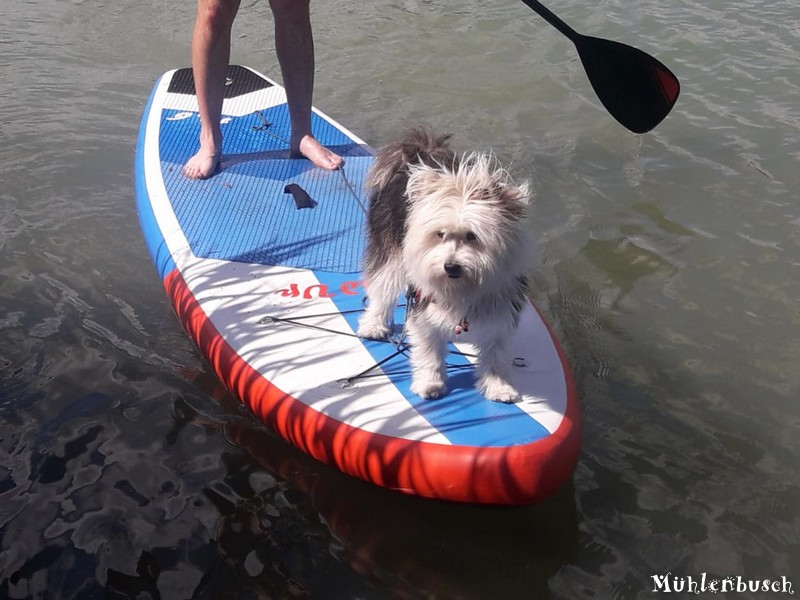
left=184, top=127, right=221, bottom=179
left=293, top=134, right=344, bottom=170
left=183, top=147, right=221, bottom=180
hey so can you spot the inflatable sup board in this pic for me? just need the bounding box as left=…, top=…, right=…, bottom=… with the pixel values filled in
left=135, top=66, right=580, bottom=504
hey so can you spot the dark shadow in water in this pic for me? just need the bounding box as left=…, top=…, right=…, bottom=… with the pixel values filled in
left=218, top=420, right=580, bottom=599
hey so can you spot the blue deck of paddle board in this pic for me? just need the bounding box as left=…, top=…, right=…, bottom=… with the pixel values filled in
left=142, top=79, right=553, bottom=448
left=159, top=106, right=371, bottom=273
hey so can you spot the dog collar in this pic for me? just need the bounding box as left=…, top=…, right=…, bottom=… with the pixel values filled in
left=406, top=287, right=470, bottom=335
left=454, top=317, right=470, bottom=335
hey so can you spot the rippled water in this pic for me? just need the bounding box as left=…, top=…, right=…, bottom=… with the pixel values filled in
left=2, top=0, right=798, bottom=597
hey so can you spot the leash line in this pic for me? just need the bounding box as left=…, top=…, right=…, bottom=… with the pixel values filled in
left=251, top=110, right=367, bottom=216
left=338, top=167, right=368, bottom=215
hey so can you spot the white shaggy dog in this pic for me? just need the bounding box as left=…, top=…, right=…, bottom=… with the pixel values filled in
left=357, top=127, right=532, bottom=402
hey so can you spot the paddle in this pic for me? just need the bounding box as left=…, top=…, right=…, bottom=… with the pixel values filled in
left=519, top=0, right=680, bottom=133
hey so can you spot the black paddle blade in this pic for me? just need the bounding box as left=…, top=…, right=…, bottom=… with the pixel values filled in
left=575, top=36, right=680, bottom=133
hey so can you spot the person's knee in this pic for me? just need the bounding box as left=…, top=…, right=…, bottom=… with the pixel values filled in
left=268, top=0, right=310, bottom=20
left=198, top=0, right=239, bottom=33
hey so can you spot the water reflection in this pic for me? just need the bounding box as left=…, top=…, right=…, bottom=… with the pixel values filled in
left=1, top=384, right=577, bottom=598
left=229, top=421, right=578, bottom=599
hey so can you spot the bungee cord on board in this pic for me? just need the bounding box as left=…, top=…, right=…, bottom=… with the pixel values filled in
left=258, top=299, right=475, bottom=388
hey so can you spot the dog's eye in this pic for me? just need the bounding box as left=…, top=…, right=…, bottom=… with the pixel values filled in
left=436, top=231, right=445, bottom=239
left=465, top=231, right=478, bottom=242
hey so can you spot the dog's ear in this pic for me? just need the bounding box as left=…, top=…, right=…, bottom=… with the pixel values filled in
left=501, top=180, right=530, bottom=206
left=490, top=167, right=529, bottom=201
left=493, top=179, right=530, bottom=223
left=406, top=163, right=444, bottom=201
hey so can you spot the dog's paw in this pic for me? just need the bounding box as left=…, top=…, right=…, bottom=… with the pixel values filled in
left=478, top=375, right=521, bottom=403
left=411, top=376, right=448, bottom=400
left=357, top=319, right=391, bottom=341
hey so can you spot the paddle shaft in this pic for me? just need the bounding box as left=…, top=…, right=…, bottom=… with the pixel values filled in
left=518, top=0, right=580, bottom=42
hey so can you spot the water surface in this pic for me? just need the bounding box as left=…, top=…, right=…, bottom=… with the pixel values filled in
left=1, top=0, right=798, bottom=597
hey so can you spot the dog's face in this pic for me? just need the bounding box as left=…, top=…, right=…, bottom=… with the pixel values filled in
left=402, top=152, right=530, bottom=295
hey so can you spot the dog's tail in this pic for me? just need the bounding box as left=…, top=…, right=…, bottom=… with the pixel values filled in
left=366, top=126, right=454, bottom=193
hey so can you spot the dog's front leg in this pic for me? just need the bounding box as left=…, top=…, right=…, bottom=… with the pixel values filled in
left=357, top=297, right=394, bottom=340
left=407, top=319, right=448, bottom=399
left=357, top=259, right=404, bottom=340
left=474, top=335, right=521, bottom=403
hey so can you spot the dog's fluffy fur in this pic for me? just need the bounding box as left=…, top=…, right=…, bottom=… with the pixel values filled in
left=357, top=127, right=532, bottom=402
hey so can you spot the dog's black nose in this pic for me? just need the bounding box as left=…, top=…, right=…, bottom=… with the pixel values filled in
left=444, top=263, right=462, bottom=278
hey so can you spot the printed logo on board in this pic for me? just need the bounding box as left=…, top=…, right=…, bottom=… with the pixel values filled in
left=274, top=280, right=363, bottom=300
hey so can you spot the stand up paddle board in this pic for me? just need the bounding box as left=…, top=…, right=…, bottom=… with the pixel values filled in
left=135, top=66, right=580, bottom=504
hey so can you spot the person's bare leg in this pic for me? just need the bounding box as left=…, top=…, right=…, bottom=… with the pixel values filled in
left=270, top=0, right=343, bottom=170
left=183, top=0, right=240, bottom=179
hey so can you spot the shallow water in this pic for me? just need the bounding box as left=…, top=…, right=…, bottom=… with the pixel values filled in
left=1, top=0, right=798, bottom=598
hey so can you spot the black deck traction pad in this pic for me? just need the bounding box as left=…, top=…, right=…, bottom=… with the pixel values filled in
left=167, top=65, right=273, bottom=99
